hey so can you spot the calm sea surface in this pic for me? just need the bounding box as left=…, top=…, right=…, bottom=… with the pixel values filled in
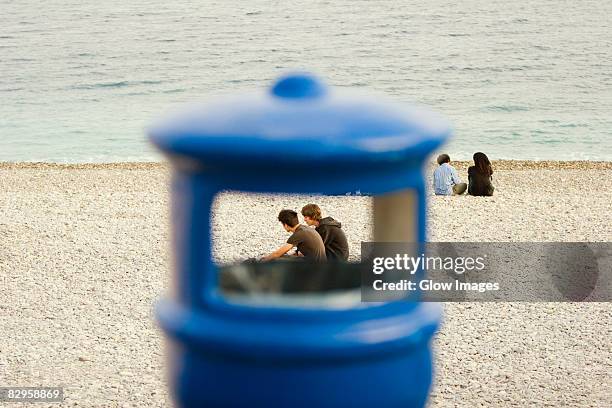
left=2, top=0, right=611, bottom=162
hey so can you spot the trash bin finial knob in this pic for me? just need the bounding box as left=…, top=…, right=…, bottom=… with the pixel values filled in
left=271, top=73, right=327, bottom=99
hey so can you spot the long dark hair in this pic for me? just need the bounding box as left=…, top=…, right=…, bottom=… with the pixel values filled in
left=473, top=152, right=493, bottom=176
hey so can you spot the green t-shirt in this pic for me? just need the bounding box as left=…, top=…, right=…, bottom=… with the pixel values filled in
left=287, top=225, right=327, bottom=262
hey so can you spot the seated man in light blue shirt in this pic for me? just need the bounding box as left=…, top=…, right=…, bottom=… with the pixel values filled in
left=433, top=154, right=467, bottom=195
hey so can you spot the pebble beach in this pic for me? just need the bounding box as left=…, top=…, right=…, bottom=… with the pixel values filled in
left=0, top=160, right=610, bottom=407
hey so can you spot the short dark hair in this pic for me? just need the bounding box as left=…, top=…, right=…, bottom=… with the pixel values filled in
left=437, top=154, right=450, bottom=165
left=301, top=204, right=322, bottom=221
left=278, top=209, right=299, bottom=227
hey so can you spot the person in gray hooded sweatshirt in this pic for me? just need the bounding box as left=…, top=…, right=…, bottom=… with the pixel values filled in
left=301, top=204, right=349, bottom=261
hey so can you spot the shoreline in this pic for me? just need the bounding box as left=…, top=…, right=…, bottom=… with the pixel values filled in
left=1, top=159, right=611, bottom=171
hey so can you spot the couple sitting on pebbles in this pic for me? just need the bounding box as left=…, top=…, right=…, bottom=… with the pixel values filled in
left=433, top=152, right=495, bottom=196
left=261, top=204, right=349, bottom=263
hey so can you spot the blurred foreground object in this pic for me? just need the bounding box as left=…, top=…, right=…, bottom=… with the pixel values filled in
left=149, top=72, right=451, bottom=407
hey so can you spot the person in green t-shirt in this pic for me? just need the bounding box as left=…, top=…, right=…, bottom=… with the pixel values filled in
left=261, top=209, right=327, bottom=262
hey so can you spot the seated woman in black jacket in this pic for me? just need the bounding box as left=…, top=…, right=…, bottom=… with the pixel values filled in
left=468, top=152, right=495, bottom=196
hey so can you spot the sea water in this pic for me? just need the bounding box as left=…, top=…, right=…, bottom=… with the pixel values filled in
left=2, top=0, right=611, bottom=162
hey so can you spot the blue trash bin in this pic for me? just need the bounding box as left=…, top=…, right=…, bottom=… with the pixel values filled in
left=150, top=73, right=451, bottom=408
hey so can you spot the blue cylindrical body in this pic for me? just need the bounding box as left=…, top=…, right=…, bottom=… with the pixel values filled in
left=150, top=73, right=451, bottom=407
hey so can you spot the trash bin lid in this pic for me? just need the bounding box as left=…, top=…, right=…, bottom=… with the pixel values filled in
left=149, top=73, right=451, bottom=168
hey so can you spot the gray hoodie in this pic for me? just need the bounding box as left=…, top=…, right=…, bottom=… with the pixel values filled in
left=315, top=217, right=349, bottom=261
